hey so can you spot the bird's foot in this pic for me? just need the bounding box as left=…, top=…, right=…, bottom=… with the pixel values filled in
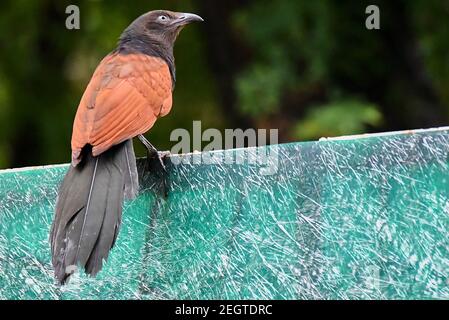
left=138, top=135, right=170, bottom=198
left=148, top=150, right=170, bottom=173
left=146, top=151, right=170, bottom=198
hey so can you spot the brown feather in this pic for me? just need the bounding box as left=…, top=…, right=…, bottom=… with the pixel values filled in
left=71, top=53, right=172, bottom=165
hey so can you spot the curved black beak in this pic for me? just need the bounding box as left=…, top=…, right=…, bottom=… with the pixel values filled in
left=173, top=12, right=204, bottom=26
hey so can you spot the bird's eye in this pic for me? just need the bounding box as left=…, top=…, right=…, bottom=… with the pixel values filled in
left=158, top=15, right=169, bottom=22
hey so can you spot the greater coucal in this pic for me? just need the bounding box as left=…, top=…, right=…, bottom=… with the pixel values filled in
left=50, top=10, right=203, bottom=284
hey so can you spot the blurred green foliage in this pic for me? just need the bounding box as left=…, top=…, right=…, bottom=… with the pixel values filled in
left=294, top=100, right=382, bottom=140
left=235, top=0, right=334, bottom=118
left=0, top=0, right=448, bottom=169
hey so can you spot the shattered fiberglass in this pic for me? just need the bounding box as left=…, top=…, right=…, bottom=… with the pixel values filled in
left=1, top=127, right=449, bottom=299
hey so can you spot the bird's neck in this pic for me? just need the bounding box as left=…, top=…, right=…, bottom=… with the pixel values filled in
left=116, top=33, right=176, bottom=89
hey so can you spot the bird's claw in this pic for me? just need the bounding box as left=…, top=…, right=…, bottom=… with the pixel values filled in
left=145, top=150, right=170, bottom=198
left=138, top=135, right=170, bottom=198
left=147, top=151, right=170, bottom=173
left=158, top=151, right=171, bottom=169
left=157, top=152, right=170, bottom=198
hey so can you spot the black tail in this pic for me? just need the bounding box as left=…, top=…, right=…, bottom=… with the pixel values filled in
left=50, top=139, right=138, bottom=284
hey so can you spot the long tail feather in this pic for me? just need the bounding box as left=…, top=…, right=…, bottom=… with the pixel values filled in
left=50, top=139, right=138, bottom=284
left=124, top=141, right=139, bottom=199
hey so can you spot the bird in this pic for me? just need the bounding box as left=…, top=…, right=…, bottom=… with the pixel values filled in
left=49, top=10, right=203, bottom=284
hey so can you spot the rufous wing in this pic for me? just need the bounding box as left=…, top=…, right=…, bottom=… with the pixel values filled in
left=71, top=53, right=172, bottom=165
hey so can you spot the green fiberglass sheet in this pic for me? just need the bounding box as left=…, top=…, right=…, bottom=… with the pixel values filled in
left=1, top=127, right=449, bottom=299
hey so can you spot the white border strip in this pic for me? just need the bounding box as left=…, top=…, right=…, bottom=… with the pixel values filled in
left=2, top=126, right=449, bottom=174
left=319, top=126, right=449, bottom=141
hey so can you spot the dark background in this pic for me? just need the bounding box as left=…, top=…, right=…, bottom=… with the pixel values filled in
left=0, top=0, right=448, bottom=169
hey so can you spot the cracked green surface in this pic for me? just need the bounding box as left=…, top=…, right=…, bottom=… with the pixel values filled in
left=1, top=128, right=449, bottom=299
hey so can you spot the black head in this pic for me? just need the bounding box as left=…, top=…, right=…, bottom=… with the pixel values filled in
left=117, top=10, right=203, bottom=87
left=119, top=10, right=203, bottom=51
left=143, top=10, right=203, bottom=43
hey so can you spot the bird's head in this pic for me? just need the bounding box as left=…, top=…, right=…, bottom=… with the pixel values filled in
left=120, top=10, right=204, bottom=49
left=117, top=10, right=203, bottom=87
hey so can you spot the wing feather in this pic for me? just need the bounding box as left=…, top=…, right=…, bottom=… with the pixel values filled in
left=71, top=53, right=172, bottom=163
